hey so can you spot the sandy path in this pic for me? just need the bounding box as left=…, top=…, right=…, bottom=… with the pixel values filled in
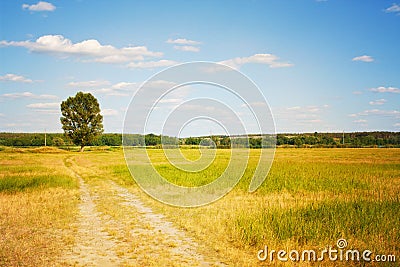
left=109, top=181, right=212, bottom=266
left=62, top=169, right=122, bottom=266
left=62, top=157, right=222, bottom=266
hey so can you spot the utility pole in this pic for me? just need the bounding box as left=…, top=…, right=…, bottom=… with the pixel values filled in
left=342, top=130, right=344, bottom=145
left=44, top=129, right=47, bottom=146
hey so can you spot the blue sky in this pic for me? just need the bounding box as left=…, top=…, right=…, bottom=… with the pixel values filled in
left=0, top=0, right=399, bottom=134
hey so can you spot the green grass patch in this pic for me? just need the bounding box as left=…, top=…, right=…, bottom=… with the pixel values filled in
left=0, top=175, right=77, bottom=193
left=107, top=164, right=136, bottom=186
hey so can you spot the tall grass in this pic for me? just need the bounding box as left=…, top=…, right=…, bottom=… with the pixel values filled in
left=0, top=150, right=79, bottom=266
left=0, top=174, right=76, bottom=193
left=235, top=198, right=400, bottom=248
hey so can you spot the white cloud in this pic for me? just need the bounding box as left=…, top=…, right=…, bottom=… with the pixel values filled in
left=0, top=113, right=5, bottom=117
left=158, top=98, right=182, bottom=104
left=126, top=60, right=178, bottom=69
left=273, top=104, right=330, bottom=132
left=241, top=101, right=268, bottom=108
left=385, top=3, right=400, bottom=13
left=173, top=45, right=200, bottom=52
left=351, top=109, right=400, bottom=118
left=369, top=99, right=387, bottom=105
left=167, top=38, right=201, bottom=53
left=27, top=102, right=59, bottom=108
left=353, top=91, right=363, bottom=95
left=95, top=81, right=139, bottom=96
left=69, top=80, right=177, bottom=97
left=285, top=105, right=327, bottom=113
left=166, top=38, right=201, bottom=45
left=102, top=108, right=118, bottom=116
left=352, top=55, right=374, bottom=62
left=68, top=80, right=141, bottom=96
left=111, top=82, right=136, bottom=90
left=394, top=123, right=400, bottom=127
left=354, top=119, right=367, bottom=123
left=68, top=80, right=111, bottom=88
left=1, top=91, right=57, bottom=99
left=22, top=1, right=56, bottom=12
left=0, top=35, right=163, bottom=64
left=369, top=86, right=400, bottom=93
left=273, top=104, right=329, bottom=126
left=0, top=73, right=33, bottom=83
left=145, top=80, right=178, bottom=89
left=220, top=53, right=293, bottom=69
left=201, top=64, right=235, bottom=73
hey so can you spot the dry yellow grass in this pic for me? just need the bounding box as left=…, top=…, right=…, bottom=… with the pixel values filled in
left=0, top=151, right=79, bottom=266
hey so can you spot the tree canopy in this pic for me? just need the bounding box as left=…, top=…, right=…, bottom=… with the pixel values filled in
left=60, top=92, right=103, bottom=152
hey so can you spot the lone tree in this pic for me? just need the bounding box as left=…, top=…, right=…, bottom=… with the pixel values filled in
left=60, top=92, right=103, bottom=152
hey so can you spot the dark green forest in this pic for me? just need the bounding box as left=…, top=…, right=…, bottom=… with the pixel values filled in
left=1, top=132, right=399, bottom=148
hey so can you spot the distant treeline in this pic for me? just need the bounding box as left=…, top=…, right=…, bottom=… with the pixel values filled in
left=0, top=133, right=122, bottom=147
left=276, top=131, right=400, bottom=148
left=0, top=131, right=399, bottom=148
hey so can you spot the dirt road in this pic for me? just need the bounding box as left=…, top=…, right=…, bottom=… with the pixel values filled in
left=62, top=157, right=224, bottom=266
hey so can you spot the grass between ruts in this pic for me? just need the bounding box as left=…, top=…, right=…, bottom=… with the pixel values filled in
left=0, top=146, right=399, bottom=266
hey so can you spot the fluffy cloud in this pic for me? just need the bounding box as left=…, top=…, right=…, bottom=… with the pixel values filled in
left=352, top=55, right=374, bottom=62
left=102, top=108, right=118, bottom=116
left=68, top=80, right=111, bottom=88
left=285, top=105, right=328, bottom=114
left=272, top=104, right=330, bottom=132
left=26, top=102, right=60, bottom=114
left=22, top=1, right=56, bottom=12
left=274, top=104, right=329, bottom=124
left=111, top=82, right=136, bottom=90
left=0, top=74, right=33, bottom=83
left=0, top=35, right=163, bottom=64
left=354, top=119, right=367, bottom=123
left=166, top=38, right=201, bottom=45
left=220, top=53, right=294, bottom=69
left=126, top=60, right=178, bottom=69
left=350, top=109, right=400, bottom=118
left=68, top=80, right=140, bottom=96
left=369, top=86, right=400, bottom=93
left=385, top=3, right=400, bottom=13
left=369, top=99, right=387, bottom=105
left=96, top=82, right=139, bottom=96
left=26, top=102, right=59, bottom=108
left=173, top=45, right=200, bottom=52
left=1, top=91, right=57, bottom=99
left=167, top=38, right=201, bottom=52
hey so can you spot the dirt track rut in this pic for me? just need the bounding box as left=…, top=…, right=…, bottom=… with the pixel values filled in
left=62, top=157, right=222, bottom=266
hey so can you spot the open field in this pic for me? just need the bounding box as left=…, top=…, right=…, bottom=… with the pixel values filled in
left=0, top=147, right=399, bottom=266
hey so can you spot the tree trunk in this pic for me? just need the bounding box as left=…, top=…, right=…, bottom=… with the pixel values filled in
left=80, top=145, right=85, bottom=152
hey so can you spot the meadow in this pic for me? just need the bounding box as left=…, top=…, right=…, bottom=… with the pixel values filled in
left=0, top=146, right=399, bottom=266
